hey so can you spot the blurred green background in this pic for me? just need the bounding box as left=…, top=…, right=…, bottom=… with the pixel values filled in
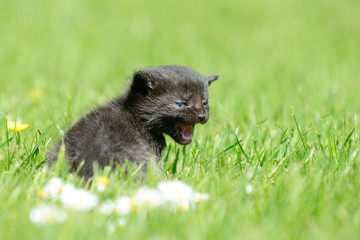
left=1, top=0, right=359, bottom=129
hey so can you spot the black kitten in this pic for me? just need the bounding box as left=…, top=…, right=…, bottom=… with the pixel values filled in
left=49, top=65, right=218, bottom=178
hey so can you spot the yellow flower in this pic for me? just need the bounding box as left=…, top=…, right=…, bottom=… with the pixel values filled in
left=30, top=88, right=43, bottom=103
left=7, top=121, right=29, bottom=132
left=96, top=176, right=109, bottom=186
left=96, top=176, right=109, bottom=192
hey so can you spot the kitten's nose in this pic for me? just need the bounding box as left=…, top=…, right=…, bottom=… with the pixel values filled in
left=197, top=113, right=206, bottom=123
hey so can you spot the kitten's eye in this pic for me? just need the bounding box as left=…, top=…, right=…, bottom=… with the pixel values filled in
left=202, top=101, right=208, bottom=107
left=176, top=102, right=187, bottom=108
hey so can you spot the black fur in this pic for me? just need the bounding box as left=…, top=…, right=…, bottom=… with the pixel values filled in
left=49, top=65, right=218, bottom=178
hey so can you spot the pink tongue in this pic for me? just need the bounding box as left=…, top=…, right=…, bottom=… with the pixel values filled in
left=180, top=125, right=194, bottom=140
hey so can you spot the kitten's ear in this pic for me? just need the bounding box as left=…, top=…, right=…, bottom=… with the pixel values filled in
left=204, top=74, right=219, bottom=86
left=132, top=71, right=155, bottom=95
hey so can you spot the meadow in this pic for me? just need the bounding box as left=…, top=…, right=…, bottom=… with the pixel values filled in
left=1, top=0, right=360, bottom=239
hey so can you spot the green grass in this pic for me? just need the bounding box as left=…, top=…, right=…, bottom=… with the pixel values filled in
left=1, top=0, right=360, bottom=239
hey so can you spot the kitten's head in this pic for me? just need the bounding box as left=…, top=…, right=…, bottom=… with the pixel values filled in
left=128, top=65, right=218, bottom=145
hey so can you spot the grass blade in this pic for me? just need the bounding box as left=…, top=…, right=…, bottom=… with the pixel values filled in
left=25, top=124, right=52, bottom=163
left=0, top=137, right=13, bottom=150
left=292, top=113, right=308, bottom=155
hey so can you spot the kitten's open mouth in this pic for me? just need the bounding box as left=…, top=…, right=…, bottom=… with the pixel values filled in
left=178, top=124, right=194, bottom=144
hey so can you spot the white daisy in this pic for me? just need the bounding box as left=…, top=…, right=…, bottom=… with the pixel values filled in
left=100, top=197, right=132, bottom=215
left=107, top=222, right=116, bottom=235
left=117, top=218, right=127, bottom=227
left=60, top=185, right=98, bottom=211
left=29, top=204, right=67, bottom=225
left=39, top=178, right=64, bottom=199
left=157, top=181, right=194, bottom=210
left=132, top=187, right=164, bottom=208
left=245, top=184, right=253, bottom=194
left=99, top=200, right=117, bottom=215
left=114, top=196, right=132, bottom=215
left=107, top=218, right=127, bottom=235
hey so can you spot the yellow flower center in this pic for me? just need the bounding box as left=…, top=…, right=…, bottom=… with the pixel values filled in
left=178, top=204, right=188, bottom=211
left=130, top=197, right=139, bottom=212
left=45, top=215, right=55, bottom=223
left=37, top=189, right=47, bottom=198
